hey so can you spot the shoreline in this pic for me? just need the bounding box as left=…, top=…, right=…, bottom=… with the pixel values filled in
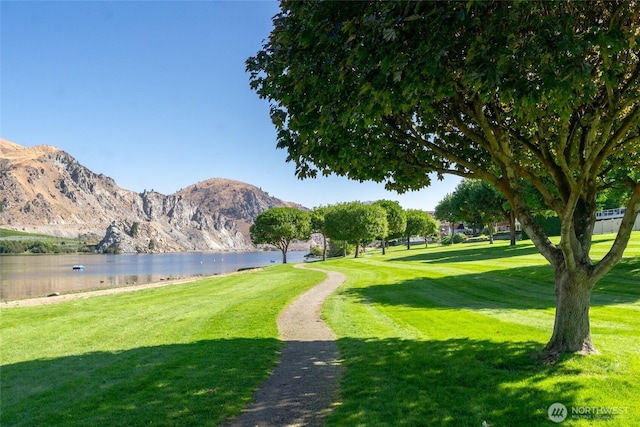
left=1, top=268, right=264, bottom=309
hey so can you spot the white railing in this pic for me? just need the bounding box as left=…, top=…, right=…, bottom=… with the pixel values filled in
left=595, top=208, right=627, bottom=220
left=593, top=208, right=640, bottom=234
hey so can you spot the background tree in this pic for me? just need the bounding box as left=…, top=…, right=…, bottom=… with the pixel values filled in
left=422, top=213, right=438, bottom=248
left=596, top=172, right=640, bottom=210
left=405, top=209, right=437, bottom=249
left=443, top=179, right=510, bottom=244
left=323, top=203, right=351, bottom=257
left=434, top=194, right=460, bottom=240
left=248, top=1, right=640, bottom=356
left=373, top=200, right=407, bottom=255
left=310, top=206, right=329, bottom=261
left=250, top=207, right=311, bottom=264
left=325, top=202, right=388, bottom=258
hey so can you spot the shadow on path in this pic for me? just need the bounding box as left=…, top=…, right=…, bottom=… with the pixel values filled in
left=224, top=340, right=342, bottom=427
left=222, top=266, right=346, bottom=427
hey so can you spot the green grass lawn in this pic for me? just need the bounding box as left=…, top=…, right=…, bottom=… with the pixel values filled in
left=2, top=233, right=638, bottom=426
left=0, top=265, right=326, bottom=426
left=322, top=233, right=640, bottom=426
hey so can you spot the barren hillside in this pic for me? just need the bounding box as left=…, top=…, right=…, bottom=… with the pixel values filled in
left=0, top=139, right=305, bottom=253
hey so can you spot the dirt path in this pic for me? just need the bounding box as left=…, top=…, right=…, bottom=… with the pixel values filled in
left=223, top=265, right=346, bottom=427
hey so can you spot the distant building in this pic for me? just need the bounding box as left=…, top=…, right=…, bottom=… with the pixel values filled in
left=496, top=219, right=521, bottom=233
left=594, top=207, right=640, bottom=234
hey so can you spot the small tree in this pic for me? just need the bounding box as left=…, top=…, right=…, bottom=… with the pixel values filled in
left=444, top=179, right=509, bottom=244
left=250, top=207, right=311, bottom=263
left=373, top=200, right=407, bottom=255
left=325, top=202, right=388, bottom=258
left=423, top=214, right=438, bottom=248
left=405, top=209, right=437, bottom=249
left=434, top=194, right=460, bottom=240
left=310, top=206, right=329, bottom=260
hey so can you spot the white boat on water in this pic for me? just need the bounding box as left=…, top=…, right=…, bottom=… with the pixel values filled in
left=72, top=265, right=85, bottom=270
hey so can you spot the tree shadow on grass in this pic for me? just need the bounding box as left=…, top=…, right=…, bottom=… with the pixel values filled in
left=390, top=237, right=619, bottom=265
left=329, top=337, right=583, bottom=426
left=389, top=243, right=543, bottom=264
left=1, top=338, right=281, bottom=427
left=2, top=337, right=626, bottom=426
left=345, top=259, right=640, bottom=311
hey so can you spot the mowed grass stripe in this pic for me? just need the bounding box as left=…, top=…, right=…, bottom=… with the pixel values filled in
left=0, top=265, right=326, bottom=427
left=323, top=232, right=640, bottom=426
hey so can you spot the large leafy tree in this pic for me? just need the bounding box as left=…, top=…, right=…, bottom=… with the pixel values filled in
left=250, top=207, right=311, bottom=264
left=248, top=1, right=640, bottom=356
left=373, top=200, right=407, bottom=254
left=324, top=202, right=388, bottom=258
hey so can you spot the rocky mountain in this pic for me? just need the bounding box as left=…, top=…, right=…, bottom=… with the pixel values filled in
left=176, top=178, right=305, bottom=237
left=0, top=139, right=305, bottom=253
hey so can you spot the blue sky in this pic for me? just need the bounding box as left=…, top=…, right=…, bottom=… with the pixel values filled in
left=1, top=0, right=460, bottom=210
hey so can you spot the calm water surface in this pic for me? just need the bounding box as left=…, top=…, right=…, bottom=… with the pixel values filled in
left=0, top=251, right=306, bottom=301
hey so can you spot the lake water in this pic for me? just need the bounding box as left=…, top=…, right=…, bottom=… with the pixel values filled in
left=0, top=251, right=307, bottom=301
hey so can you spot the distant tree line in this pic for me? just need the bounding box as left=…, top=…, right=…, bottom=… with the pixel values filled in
left=250, top=200, right=438, bottom=262
left=252, top=183, right=627, bottom=263
left=434, top=179, right=629, bottom=245
left=0, top=240, right=94, bottom=254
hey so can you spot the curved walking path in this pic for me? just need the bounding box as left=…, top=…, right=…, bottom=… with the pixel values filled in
left=223, top=265, right=346, bottom=427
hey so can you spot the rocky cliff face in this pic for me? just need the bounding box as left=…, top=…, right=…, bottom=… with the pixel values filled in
left=176, top=178, right=306, bottom=237
left=0, top=139, right=303, bottom=253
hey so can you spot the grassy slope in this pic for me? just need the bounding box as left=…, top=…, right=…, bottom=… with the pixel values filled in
left=0, top=265, right=326, bottom=426
left=323, top=233, right=640, bottom=426
left=0, top=228, right=93, bottom=252
left=0, top=228, right=51, bottom=238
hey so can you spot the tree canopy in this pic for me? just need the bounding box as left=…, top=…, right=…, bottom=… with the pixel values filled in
left=405, top=209, right=438, bottom=249
left=373, top=200, right=407, bottom=254
left=249, top=0, right=640, bottom=356
left=436, top=179, right=508, bottom=243
left=324, top=202, right=388, bottom=258
left=249, top=207, right=311, bottom=263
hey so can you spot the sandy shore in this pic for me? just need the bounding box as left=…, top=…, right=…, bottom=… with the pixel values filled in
left=1, top=268, right=263, bottom=309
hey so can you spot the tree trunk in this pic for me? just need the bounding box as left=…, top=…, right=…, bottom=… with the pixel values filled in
left=509, top=210, right=516, bottom=246
left=382, top=238, right=386, bottom=255
left=354, top=239, right=361, bottom=258
left=544, top=266, right=597, bottom=355
left=322, top=234, right=327, bottom=261
left=279, top=242, right=288, bottom=264
left=488, top=223, right=494, bottom=244
left=406, top=234, right=411, bottom=250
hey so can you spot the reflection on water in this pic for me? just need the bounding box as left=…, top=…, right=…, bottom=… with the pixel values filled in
left=0, top=251, right=306, bottom=301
